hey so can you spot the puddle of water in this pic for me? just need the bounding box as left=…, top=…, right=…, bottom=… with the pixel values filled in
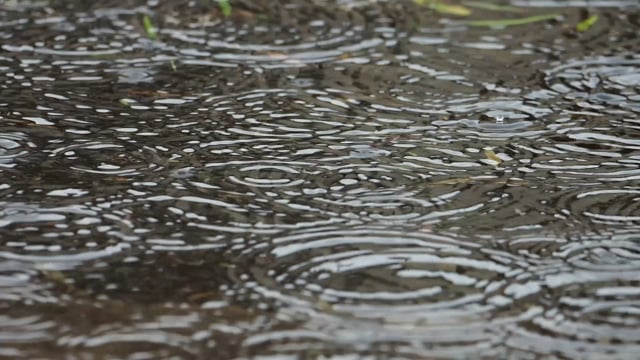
left=0, top=0, right=639, bottom=358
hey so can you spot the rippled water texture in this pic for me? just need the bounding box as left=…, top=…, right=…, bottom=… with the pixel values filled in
left=1, top=0, right=639, bottom=358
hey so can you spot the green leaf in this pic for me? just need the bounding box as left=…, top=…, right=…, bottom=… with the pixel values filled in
left=463, top=1, right=523, bottom=13
left=142, top=15, right=157, bottom=39
left=466, top=13, right=561, bottom=27
left=415, top=0, right=472, bottom=16
left=576, top=14, right=598, bottom=32
left=216, top=0, right=232, bottom=17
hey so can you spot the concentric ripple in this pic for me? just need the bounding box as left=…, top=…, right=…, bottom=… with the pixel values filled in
left=0, top=259, right=57, bottom=304
left=504, top=232, right=640, bottom=358
left=544, top=56, right=640, bottom=114
left=0, top=200, right=141, bottom=272
left=231, top=226, right=539, bottom=322
left=0, top=132, right=32, bottom=168
left=438, top=97, right=554, bottom=140
left=49, top=140, right=162, bottom=177
left=222, top=226, right=568, bottom=357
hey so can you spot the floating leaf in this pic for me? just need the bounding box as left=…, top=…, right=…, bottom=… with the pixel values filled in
left=415, top=0, right=472, bottom=16
left=216, top=0, right=232, bottom=17
left=315, top=299, right=334, bottom=312
left=466, top=13, right=561, bottom=27
left=142, top=15, right=157, bottom=39
left=576, top=14, right=598, bottom=32
left=170, top=59, right=177, bottom=72
left=463, top=1, right=523, bottom=13
left=484, top=148, right=502, bottom=164
left=42, top=270, right=66, bottom=283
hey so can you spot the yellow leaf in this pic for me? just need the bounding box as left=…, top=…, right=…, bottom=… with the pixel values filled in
left=484, top=149, right=502, bottom=164
left=315, top=300, right=333, bottom=311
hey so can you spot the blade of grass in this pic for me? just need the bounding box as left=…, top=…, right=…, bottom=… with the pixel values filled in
left=576, top=14, right=598, bottom=32
left=466, top=13, right=561, bottom=27
left=142, top=15, right=157, bottom=39
left=463, top=1, right=523, bottom=13
left=216, top=0, right=232, bottom=17
left=414, top=0, right=472, bottom=16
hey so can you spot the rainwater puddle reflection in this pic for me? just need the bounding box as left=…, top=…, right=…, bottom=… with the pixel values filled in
left=0, top=0, right=639, bottom=358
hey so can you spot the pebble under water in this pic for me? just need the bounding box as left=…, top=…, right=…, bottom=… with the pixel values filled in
left=0, top=0, right=639, bottom=358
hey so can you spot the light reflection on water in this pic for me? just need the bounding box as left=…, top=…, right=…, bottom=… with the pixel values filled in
left=0, top=0, right=639, bottom=358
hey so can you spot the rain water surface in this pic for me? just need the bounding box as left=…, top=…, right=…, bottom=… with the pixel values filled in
left=0, top=0, right=639, bottom=358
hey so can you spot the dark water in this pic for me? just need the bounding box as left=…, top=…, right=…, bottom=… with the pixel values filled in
left=1, top=0, right=639, bottom=358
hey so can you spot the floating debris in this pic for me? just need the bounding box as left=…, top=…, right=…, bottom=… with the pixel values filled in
left=463, top=1, right=523, bottom=13
left=216, top=0, right=232, bottom=17
left=414, top=0, right=472, bottom=16
left=484, top=148, right=503, bottom=164
left=142, top=15, right=157, bottom=39
left=577, top=14, right=598, bottom=32
left=466, top=13, right=561, bottom=27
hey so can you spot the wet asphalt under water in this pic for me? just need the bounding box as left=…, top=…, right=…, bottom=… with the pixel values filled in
left=0, top=0, right=640, bottom=358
